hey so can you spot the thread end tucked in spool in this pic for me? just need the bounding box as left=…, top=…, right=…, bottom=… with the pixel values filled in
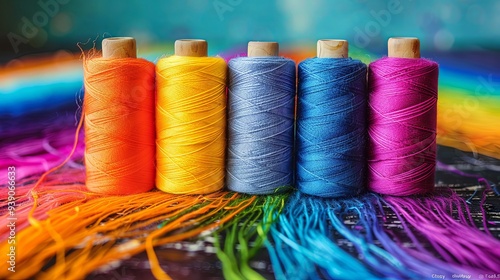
left=317, top=39, right=348, bottom=58
left=388, top=37, right=420, bottom=58
left=102, top=37, right=137, bottom=59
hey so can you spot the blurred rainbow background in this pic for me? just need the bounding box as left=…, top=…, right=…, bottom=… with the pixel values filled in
left=1, top=0, right=499, bottom=159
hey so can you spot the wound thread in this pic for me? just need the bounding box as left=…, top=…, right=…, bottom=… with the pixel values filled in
left=367, top=57, right=439, bottom=196
left=156, top=55, right=227, bottom=194
left=226, top=57, right=296, bottom=195
left=297, top=57, right=367, bottom=197
left=83, top=57, right=156, bottom=194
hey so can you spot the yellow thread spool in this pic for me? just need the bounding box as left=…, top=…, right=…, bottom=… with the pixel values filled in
left=156, top=39, right=227, bottom=194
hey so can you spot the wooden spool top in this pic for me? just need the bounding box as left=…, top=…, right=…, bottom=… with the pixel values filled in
left=317, top=39, right=348, bottom=58
left=388, top=37, right=420, bottom=58
left=175, top=39, right=207, bottom=57
left=102, top=37, right=136, bottom=59
left=248, top=41, right=279, bottom=57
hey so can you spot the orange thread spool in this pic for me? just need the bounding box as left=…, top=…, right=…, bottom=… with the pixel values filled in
left=83, top=37, right=155, bottom=194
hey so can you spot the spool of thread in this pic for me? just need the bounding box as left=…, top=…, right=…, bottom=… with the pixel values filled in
left=83, top=37, right=155, bottom=194
left=296, top=40, right=367, bottom=197
left=367, top=37, right=439, bottom=196
left=156, top=39, right=227, bottom=194
left=226, top=42, right=296, bottom=194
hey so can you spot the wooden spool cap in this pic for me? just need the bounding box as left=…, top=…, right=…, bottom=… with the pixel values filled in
left=317, top=39, right=348, bottom=58
left=248, top=41, right=279, bottom=57
left=388, top=37, right=420, bottom=58
left=102, top=37, right=136, bottom=59
left=175, top=39, right=208, bottom=57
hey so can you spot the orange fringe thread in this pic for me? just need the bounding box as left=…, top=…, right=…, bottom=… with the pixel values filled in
left=0, top=187, right=253, bottom=279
